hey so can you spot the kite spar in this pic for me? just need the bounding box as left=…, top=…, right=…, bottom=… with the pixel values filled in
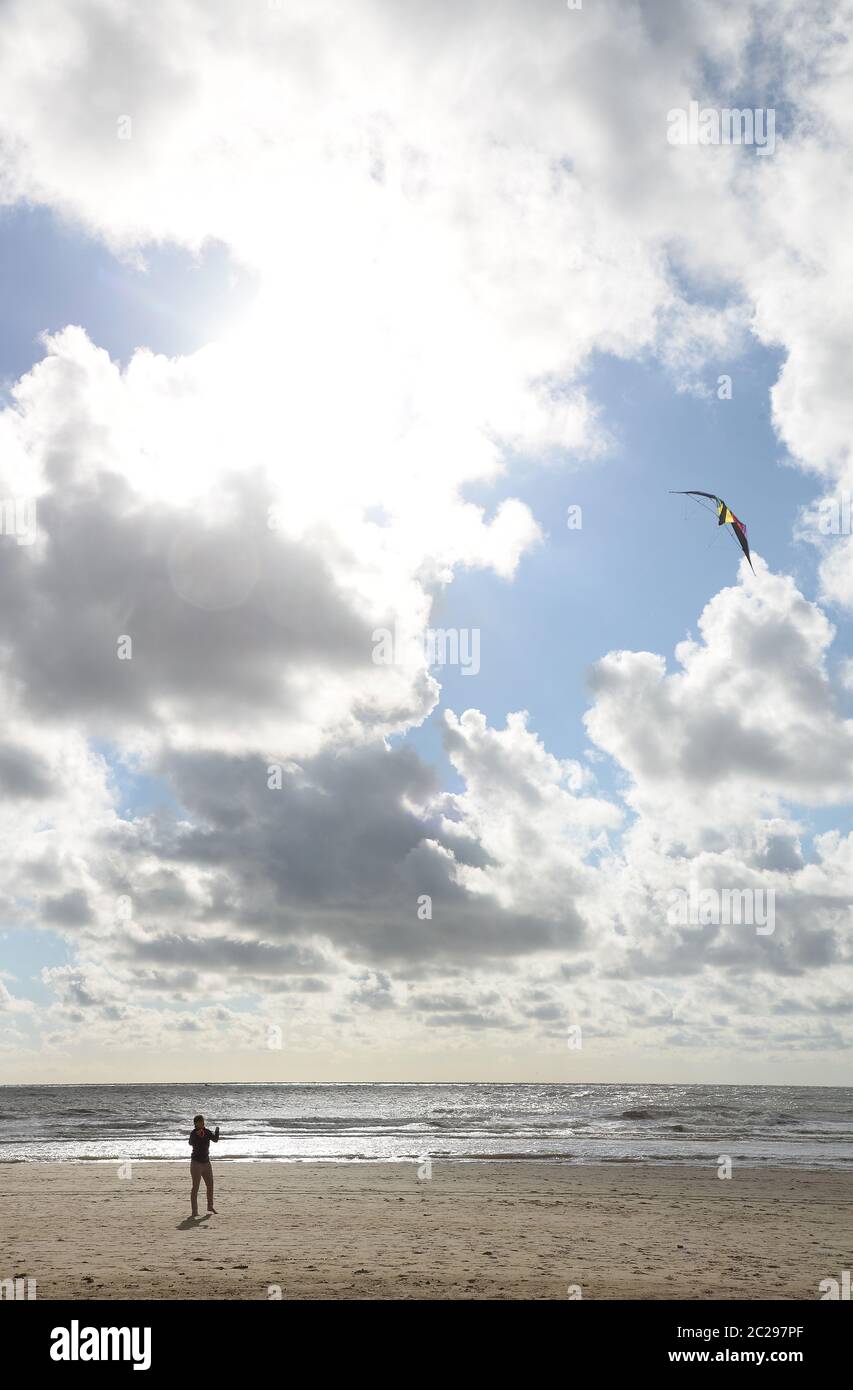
left=670, top=490, right=755, bottom=573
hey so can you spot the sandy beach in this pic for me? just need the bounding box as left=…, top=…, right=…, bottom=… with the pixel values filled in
left=2, top=1161, right=849, bottom=1300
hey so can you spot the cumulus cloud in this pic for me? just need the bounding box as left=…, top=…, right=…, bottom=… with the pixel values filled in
left=585, top=561, right=853, bottom=831
left=0, top=0, right=851, bottom=1072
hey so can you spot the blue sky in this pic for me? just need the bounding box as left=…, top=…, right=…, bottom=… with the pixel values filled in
left=2, top=0, right=852, bottom=1085
left=4, top=204, right=829, bottom=803
left=405, top=346, right=847, bottom=812
left=2, top=199, right=850, bottom=1043
left=0, top=206, right=238, bottom=1014
left=0, top=204, right=256, bottom=386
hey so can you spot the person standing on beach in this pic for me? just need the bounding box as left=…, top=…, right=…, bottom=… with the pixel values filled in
left=188, top=1113, right=220, bottom=1216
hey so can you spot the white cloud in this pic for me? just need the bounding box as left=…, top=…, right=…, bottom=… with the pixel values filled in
left=1, top=0, right=852, bottom=1074
left=585, top=561, right=853, bottom=834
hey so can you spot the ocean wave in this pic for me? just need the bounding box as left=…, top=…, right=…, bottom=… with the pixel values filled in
left=3, top=1082, right=851, bottom=1169
left=619, top=1108, right=679, bottom=1120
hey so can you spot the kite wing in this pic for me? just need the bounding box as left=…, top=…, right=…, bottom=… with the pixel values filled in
left=670, top=491, right=755, bottom=573
left=729, top=514, right=753, bottom=571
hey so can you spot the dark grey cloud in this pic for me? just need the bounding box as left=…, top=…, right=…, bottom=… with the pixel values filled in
left=42, top=889, right=94, bottom=927
left=410, top=990, right=500, bottom=1012
left=349, top=970, right=395, bottom=1010
left=96, top=740, right=588, bottom=973
left=522, top=1002, right=563, bottom=1021
left=245, top=976, right=330, bottom=994
left=132, top=969, right=200, bottom=993
left=657, top=876, right=851, bottom=976
left=757, top=832, right=804, bottom=873
left=0, top=474, right=380, bottom=733
left=424, top=1010, right=519, bottom=1030
left=0, top=743, right=53, bottom=799
left=123, top=933, right=329, bottom=976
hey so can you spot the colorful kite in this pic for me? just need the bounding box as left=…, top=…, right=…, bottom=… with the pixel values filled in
left=670, top=490, right=754, bottom=573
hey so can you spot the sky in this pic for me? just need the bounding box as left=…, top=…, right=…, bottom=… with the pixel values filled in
left=1, top=0, right=852, bottom=1085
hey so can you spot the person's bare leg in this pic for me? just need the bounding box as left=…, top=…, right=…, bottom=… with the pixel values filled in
left=204, top=1164, right=216, bottom=1212
left=190, top=1162, right=202, bottom=1217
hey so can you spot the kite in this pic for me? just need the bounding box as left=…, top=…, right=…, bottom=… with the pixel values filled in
left=670, top=490, right=754, bottom=573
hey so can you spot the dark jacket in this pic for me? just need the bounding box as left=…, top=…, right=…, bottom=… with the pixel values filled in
left=188, top=1126, right=220, bottom=1162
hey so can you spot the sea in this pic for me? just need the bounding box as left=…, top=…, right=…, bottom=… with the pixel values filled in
left=1, top=1082, right=851, bottom=1167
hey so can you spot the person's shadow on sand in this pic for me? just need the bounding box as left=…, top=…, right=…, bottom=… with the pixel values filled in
left=177, top=1214, right=211, bottom=1230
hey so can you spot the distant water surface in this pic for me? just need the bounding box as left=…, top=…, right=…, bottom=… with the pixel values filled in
left=1, top=1082, right=851, bottom=1167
